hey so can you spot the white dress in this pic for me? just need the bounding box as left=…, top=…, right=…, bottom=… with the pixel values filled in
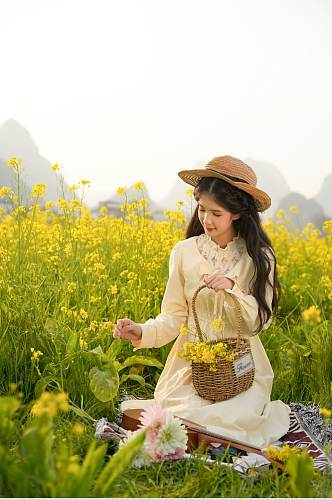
left=121, top=233, right=290, bottom=449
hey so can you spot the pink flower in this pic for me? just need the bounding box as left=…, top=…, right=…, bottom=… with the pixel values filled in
left=138, top=404, right=168, bottom=432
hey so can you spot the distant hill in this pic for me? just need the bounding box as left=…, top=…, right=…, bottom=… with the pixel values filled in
left=0, top=119, right=69, bottom=205
left=314, top=173, right=332, bottom=219
left=275, top=192, right=326, bottom=230
left=243, top=157, right=291, bottom=220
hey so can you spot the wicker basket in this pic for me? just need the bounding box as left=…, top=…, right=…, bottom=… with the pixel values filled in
left=191, top=284, right=255, bottom=401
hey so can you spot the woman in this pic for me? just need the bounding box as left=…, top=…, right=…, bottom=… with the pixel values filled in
left=113, top=155, right=290, bottom=449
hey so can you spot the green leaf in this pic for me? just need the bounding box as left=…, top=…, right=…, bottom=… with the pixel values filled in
left=286, top=454, right=313, bottom=497
left=44, top=317, right=58, bottom=333
left=66, top=330, right=79, bottom=355
left=120, top=374, right=145, bottom=386
left=105, top=339, right=123, bottom=360
left=34, top=376, right=57, bottom=398
left=89, top=366, right=119, bottom=402
left=93, top=430, right=146, bottom=497
left=64, top=441, right=107, bottom=497
left=118, top=355, right=164, bottom=371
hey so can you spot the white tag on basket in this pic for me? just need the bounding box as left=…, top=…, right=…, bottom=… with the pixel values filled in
left=233, top=354, right=254, bottom=377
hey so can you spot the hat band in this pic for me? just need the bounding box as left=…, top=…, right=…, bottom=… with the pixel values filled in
left=207, top=169, right=250, bottom=185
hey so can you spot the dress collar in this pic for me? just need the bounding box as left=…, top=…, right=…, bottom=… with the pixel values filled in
left=200, top=232, right=241, bottom=253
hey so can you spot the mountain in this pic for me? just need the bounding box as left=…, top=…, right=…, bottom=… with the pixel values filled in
left=243, top=157, right=291, bottom=220
left=275, top=192, right=326, bottom=230
left=314, top=173, right=332, bottom=219
left=0, top=119, right=68, bottom=205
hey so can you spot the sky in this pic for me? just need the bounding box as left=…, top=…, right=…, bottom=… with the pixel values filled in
left=1, top=0, right=332, bottom=207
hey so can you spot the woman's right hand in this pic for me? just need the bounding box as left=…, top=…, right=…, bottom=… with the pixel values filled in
left=113, top=318, right=142, bottom=341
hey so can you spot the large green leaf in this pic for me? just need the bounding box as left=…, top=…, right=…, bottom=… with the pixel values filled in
left=118, top=355, right=164, bottom=371
left=105, top=339, right=123, bottom=360
left=89, top=366, right=119, bottom=402
left=120, top=373, right=145, bottom=386
left=93, top=430, right=146, bottom=497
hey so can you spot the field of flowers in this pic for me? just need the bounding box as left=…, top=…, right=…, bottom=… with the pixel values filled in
left=0, top=158, right=332, bottom=497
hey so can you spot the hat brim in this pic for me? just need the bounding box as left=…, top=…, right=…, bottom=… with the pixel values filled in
left=177, top=168, right=271, bottom=212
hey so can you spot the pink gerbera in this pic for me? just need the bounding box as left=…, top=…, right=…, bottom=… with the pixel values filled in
left=138, top=404, right=168, bottom=432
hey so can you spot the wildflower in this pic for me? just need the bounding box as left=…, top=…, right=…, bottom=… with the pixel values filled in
left=112, top=252, right=121, bottom=262
left=30, top=347, right=43, bottom=360
left=116, top=187, right=126, bottom=196
left=89, top=295, right=101, bottom=304
left=79, top=179, right=91, bottom=187
left=99, top=206, right=108, bottom=216
left=73, top=422, right=85, bottom=434
left=89, top=320, right=99, bottom=332
left=79, top=308, right=88, bottom=320
left=289, top=204, right=298, bottom=214
left=67, top=282, right=77, bottom=293
left=31, top=391, right=69, bottom=417
left=265, top=443, right=307, bottom=463
left=45, top=201, right=53, bottom=209
left=51, top=162, right=60, bottom=172
left=31, top=183, right=47, bottom=198
left=0, top=186, right=11, bottom=197
left=176, top=200, right=184, bottom=207
left=179, top=324, right=189, bottom=336
left=7, top=157, right=22, bottom=171
left=302, top=305, right=321, bottom=324
left=210, top=317, right=224, bottom=331
left=110, top=284, right=118, bottom=295
left=276, top=209, right=284, bottom=218
left=57, top=199, right=70, bottom=211
left=134, top=182, right=144, bottom=190
left=79, top=337, right=88, bottom=349
left=319, top=408, right=332, bottom=419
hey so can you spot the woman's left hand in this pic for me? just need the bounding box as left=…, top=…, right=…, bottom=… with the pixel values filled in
left=203, top=271, right=235, bottom=292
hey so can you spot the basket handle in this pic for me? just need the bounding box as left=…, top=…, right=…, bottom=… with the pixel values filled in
left=191, top=284, right=244, bottom=345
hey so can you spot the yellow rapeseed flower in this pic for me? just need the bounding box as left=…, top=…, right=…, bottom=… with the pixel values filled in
left=289, top=204, right=298, bottom=214
left=79, top=308, right=88, bottom=320
left=116, top=187, right=126, bottom=196
left=319, top=408, right=332, bottom=419
left=51, top=162, right=60, bottom=172
left=134, top=182, right=143, bottom=190
left=0, top=186, right=11, bottom=197
left=31, top=183, right=47, bottom=198
left=185, top=188, right=194, bottom=198
left=68, top=184, right=80, bottom=192
left=110, top=284, right=118, bottom=294
left=67, top=282, right=77, bottom=293
left=7, top=157, right=22, bottom=170
left=31, top=391, right=69, bottom=417
left=79, top=179, right=91, bottom=187
left=276, top=209, right=285, bottom=218
left=210, top=317, right=225, bottom=331
left=302, top=305, right=321, bottom=324
left=73, top=422, right=85, bottom=434
left=179, top=324, right=189, bottom=336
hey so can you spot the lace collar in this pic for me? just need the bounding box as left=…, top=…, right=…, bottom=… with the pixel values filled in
left=196, top=232, right=245, bottom=273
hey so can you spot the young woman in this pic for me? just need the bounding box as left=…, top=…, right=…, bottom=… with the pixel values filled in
left=113, top=155, right=290, bottom=449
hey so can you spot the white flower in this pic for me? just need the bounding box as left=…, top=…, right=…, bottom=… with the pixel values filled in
left=153, top=417, right=187, bottom=457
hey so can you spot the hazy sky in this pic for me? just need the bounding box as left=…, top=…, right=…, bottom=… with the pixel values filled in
left=1, top=0, right=332, bottom=207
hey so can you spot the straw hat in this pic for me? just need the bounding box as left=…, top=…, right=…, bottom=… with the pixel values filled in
left=178, top=155, right=271, bottom=212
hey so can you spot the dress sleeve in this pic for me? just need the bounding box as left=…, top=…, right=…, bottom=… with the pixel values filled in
left=222, top=247, right=275, bottom=336
left=131, top=241, right=188, bottom=350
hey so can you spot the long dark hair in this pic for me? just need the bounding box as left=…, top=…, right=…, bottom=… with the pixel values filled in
left=185, top=177, right=282, bottom=333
